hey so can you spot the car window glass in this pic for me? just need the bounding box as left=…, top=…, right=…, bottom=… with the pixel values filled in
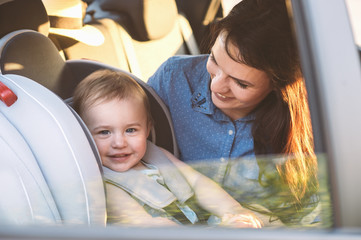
left=0, top=0, right=337, bottom=235
left=185, top=154, right=332, bottom=228
left=345, top=0, right=361, bottom=47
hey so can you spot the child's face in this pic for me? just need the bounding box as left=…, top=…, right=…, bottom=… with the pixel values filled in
left=81, top=97, right=150, bottom=172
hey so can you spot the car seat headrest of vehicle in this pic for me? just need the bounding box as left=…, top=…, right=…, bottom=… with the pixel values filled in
left=98, top=0, right=179, bottom=41
left=42, top=0, right=104, bottom=46
left=42, top=0, right=85, bottom=29
left=0, top=0, right=50, bottom=38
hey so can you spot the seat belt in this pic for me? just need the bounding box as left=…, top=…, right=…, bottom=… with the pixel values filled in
left=202, top=0, right=222, bottom=25
left=177, top=14, right=200, bottom=55
left=117, top=25, right=143, bottom=80
left=95, top=18, right=130, bottom=72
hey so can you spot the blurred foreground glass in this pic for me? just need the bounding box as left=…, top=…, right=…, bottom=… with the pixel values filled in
left=104, top=155, right=332, bottom=229
left=188, top=154, right=332, bottom=228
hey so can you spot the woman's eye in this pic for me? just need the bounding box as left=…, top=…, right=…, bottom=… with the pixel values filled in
left=126, top=128, right=136, bottom=133
left=209, top=53, right=216, bottom=63
left=234, top=80, right=248, bottom=89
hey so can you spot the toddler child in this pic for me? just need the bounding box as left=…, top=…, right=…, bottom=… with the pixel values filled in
left=72, top=69, right=262, bottom=228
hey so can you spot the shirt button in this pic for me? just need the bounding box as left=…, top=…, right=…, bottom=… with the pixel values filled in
left=228, top=130, right=233, bottom=135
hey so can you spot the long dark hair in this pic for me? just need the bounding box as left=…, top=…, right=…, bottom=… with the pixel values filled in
left=207, top=0, right=318, bottom=203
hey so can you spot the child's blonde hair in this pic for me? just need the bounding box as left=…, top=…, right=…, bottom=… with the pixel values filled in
left=72, top=69, right=153, bottom=128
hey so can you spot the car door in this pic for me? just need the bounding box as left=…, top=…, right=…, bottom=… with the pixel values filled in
left=1, top=0, right=361, bottom=239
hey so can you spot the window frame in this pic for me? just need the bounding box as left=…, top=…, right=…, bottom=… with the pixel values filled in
left=290, top=0, right=361, bottom=228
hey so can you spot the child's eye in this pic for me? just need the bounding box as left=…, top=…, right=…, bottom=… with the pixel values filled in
left=126, top=128, right=136, bottom=133
left=98, top=130, right=111, bottom=135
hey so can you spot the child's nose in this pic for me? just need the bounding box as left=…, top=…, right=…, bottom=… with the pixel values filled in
left=112, top=134, right=127, bottom=148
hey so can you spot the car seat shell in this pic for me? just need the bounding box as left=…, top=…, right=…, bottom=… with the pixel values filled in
left=0, top=74, right=106, bottom=226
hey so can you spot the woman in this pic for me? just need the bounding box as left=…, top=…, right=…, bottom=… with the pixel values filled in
left=148, top=0, right=318, bottom=226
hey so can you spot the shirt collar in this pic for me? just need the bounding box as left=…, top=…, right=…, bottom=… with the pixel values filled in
left=190, top=77, right=256, bottom=123
left=190, top=77, right=214, bottom=115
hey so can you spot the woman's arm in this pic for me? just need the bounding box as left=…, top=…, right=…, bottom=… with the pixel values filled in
left=160, top=148, right=263, bottom=228
left=105, top=182, right=178, bottom=227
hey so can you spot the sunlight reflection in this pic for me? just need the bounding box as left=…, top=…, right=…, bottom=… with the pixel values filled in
left=4, top=63, right=24, bottom=71
left=49, top=25, right=105, bottom=46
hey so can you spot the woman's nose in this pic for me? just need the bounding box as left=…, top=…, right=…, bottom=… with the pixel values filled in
left=210, top=72, right=229, bottom=92
left=112, top=133, right=127, bottom=148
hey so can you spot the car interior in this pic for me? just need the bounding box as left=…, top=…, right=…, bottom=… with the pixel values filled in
left=0, top=0, right=207, bottom=225
left=0, top=73, right=106, bottom=225
left=44, top=0, right=200, bottom=81
left=0, top=0, right=344, bottom=234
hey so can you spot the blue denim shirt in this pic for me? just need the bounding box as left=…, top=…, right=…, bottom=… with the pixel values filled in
left=148, top=55, right=255, bottom=164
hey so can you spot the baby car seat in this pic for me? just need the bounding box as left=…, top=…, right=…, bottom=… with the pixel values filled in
left=0, top=29, right=178, bottom=157
left=0, top=74, right=106, bottom=225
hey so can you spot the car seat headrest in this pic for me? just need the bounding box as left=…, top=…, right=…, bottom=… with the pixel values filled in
left=42, top=0, right=105, bottom=46
left=0, top=30, right=76, bottom=99
left=0, top=0, right=50, bottom=38
left=95, top=0, right=179, bottom=41
left=42, top=0, right=87, bottom=29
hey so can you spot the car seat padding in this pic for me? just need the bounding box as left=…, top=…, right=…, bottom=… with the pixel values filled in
left=0, top=74, right=106, bottom=225
left=0, top=113, right=61, bottom=225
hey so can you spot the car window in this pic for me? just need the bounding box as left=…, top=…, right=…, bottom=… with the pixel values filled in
left=187, top=154, right=332, bottom=228
left=345, top=0, right=361, bottom=47
left=4, top=0, right=361, bottom=239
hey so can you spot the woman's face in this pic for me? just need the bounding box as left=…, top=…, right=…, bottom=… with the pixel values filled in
left=206, top=34, right=273, bottom=120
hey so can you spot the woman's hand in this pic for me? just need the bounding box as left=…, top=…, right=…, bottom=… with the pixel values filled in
left=220, top=212, right=263, bottom=228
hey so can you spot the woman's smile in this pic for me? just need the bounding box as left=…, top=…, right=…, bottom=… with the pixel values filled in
left=213, top=92, right=233, bottom=102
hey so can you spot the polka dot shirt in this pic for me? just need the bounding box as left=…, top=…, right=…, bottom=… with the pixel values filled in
left=148, top=55, right=256, bottom=165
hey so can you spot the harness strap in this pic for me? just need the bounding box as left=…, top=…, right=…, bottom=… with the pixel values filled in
left=177, top=14, right=200, bottom=55
left=103, top=166, right=176, bottom=209
left=142, top=141, right=194, bottom=203
left=118, top=25, right=143, bottom=79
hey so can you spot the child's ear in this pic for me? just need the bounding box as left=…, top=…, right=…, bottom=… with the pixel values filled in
left=147, top=122, right=152, bottom=137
